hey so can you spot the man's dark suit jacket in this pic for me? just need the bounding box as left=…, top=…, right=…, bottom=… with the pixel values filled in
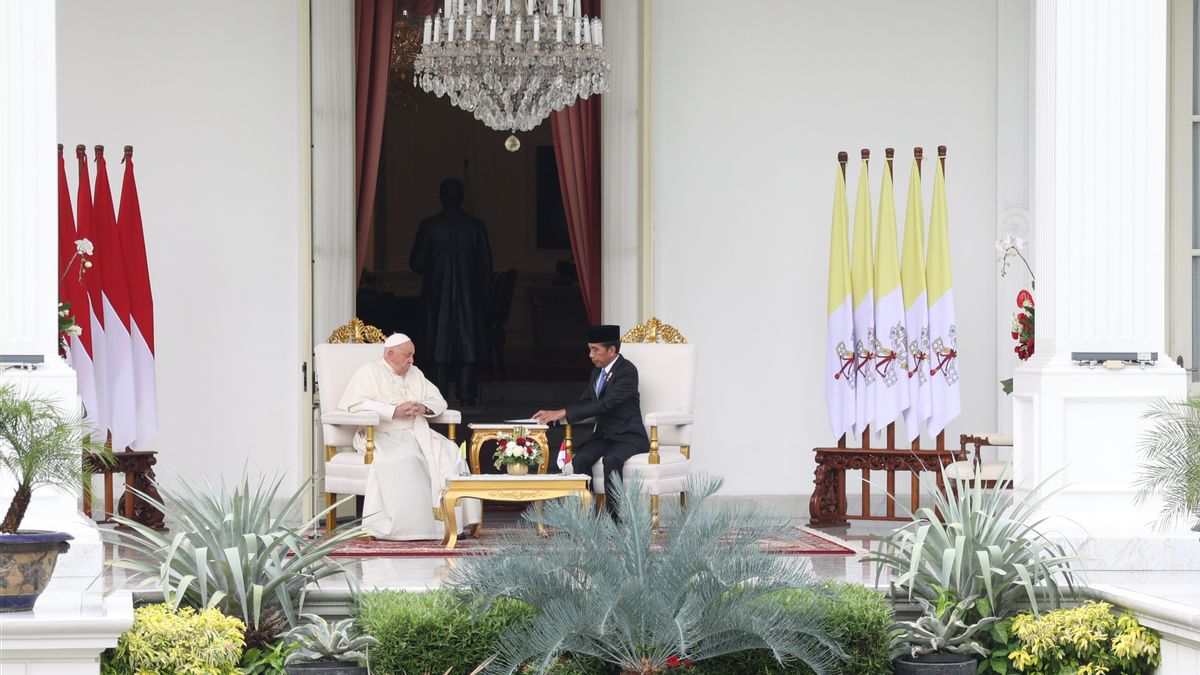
left=564, top=354, right=650, bottom=449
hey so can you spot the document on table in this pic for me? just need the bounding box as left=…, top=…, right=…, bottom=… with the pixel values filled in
left=503, top=418, right=540, bottom=424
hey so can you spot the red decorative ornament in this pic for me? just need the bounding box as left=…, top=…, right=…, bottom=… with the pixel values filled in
left=1009, top=289, right=1035, bottom=361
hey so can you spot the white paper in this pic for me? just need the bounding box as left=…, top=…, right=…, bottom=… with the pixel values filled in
left=503, top=418, right=540, bottom=424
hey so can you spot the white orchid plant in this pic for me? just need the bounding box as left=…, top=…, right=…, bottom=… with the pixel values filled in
left=57, top=238, right=93, bottom=355
left=996, top=234, right=1036, bottom=395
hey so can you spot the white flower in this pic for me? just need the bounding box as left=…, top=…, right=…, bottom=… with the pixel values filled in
left=75, top=238, right=94, bottom=255
left=1011, top=236, right=1026, bottom=251
left=84, top=260, right=93, bottom=268
left=66, top=325, right=83, bottom=336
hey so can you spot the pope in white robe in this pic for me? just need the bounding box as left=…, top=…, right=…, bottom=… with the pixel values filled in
left=338, top=333, right=481, bottom=540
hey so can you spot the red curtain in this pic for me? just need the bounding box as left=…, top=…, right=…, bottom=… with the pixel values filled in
left=356, top=0, right=397, bottom=281
left=550, top=0, right=602, bottom=325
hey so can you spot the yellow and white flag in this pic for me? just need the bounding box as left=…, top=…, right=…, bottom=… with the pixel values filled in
left=873, top=160, right=910, bottom=431
left=825, top=165, right=856, bottom=438
left=900, top=159, right=932, bottom=441
left=926, top=160, right=960, bottom=436
left=850, top=159, right=877, bottom=436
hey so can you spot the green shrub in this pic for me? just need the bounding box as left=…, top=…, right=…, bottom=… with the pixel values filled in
left=239, top=638, right=297, bottom=674
left=999, top=601, right=1160, bottom=674
left=354, top=590, right=606, bottom=675
left=691, top=582, right=893, bottom=675
left=103, top=603, right=245, bottom=674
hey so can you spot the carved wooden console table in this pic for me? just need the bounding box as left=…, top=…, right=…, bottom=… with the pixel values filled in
left=84, top=450, right=166, bottom=530
left=808, top=427, right=965, bottom=528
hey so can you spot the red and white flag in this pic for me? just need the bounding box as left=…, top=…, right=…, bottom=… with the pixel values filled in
left=118, top=147, right=158, bottom=448
left=59, top=146, right=99, bottom=433
left=77, top=145, right=111, bottom=436
left=94, top=146, right=138, bottom=451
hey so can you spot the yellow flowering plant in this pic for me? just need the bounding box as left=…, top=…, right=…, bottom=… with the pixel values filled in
left=103, top=603, right=245, bottom=674
left=997, top=601, right=1159, bottom=674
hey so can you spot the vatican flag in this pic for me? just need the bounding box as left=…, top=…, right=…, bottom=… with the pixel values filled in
left=926, top=160, right=960, bottom=437
left=873, top=160, right=910, bottom=432
left=900, top=159, right=932, bottom=442
left=850, top=159, right=877, bottom=436
left=825, top=165, right=856, bottom=438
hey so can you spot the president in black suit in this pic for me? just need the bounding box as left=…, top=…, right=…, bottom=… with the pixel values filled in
left=533, top=324, right=649, bottom=517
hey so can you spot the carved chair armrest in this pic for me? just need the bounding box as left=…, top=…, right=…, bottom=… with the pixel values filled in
left=322, top=411, right=380, bottom=464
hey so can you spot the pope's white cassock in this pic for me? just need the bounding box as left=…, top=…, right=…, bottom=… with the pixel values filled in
left=338, top=358, right=480, bottom=540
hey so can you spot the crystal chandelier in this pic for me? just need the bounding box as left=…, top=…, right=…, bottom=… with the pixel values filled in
left=413, top=0, right=610, bottom=140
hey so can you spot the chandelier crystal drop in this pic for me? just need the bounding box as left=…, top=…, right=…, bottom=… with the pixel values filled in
left=413, top=0, right=610, bottom=135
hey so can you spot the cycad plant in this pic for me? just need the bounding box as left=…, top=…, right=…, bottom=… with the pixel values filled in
left=105, top=474, right=366, bottom=647
left=864, top=466, right=1078, bottom=621
left=1135, top=398, right=1200, bottom=531
left=449, top=474, right=847, bottom=675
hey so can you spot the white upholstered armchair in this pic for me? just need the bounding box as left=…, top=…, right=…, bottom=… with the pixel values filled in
left=565, top=318, right=696, bottom=527
left=315, top=319, right=461, bottom=532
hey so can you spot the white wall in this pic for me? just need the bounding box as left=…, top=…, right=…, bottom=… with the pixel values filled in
left=56, top=1, right=307, bottom=491
left=650, top=1, right=999, bottom=495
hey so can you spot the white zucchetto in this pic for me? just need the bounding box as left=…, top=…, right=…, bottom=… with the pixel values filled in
left=383, top=333, right=412, bottom=348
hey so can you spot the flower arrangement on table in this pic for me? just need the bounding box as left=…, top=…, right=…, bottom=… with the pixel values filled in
left=493, top=426, right=544, bottom=475
left=997, top=234, right=1035, bottom=395
left=57, top=238, right=93, bottom=356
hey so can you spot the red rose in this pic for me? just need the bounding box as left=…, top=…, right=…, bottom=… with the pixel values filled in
left=1011, top=331, right=1019, bottom=340
left=1016, top=289, right=1033, bottom=308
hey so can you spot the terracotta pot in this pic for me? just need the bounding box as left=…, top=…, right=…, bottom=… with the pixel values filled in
left=506, top=463, right=529, bottom=475
left=0, top=531, right=73, bottom=612
left=893, top=653, right=978, bottom=675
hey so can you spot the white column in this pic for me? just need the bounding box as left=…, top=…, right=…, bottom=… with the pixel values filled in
left=0, top=0, right=102, bottom=587
left=1014, top=0, right=1188, bottom=563
left=311, top=0, right=355, bottom=344
left=600, top=0, right=640, bottom=328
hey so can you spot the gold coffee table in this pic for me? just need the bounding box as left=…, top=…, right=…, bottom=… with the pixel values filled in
left=466, top=423, right=552, bottom=475
left=440, top=474, right=592, bottom=550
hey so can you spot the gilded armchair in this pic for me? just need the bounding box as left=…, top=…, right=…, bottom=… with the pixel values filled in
left=564, top=318, right=696, bottom=527
left=315, top=319, right=460, bottom=532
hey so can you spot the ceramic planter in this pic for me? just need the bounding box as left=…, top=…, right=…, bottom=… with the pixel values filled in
left=0, top=531, right=73, bottom=612
left=285, top=662, right=367, bottom=675
left=893, top=653, right=978, bottom=675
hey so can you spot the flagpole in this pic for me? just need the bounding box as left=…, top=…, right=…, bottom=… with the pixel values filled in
left=858, top=148, right=871, bottom=452
left=911, top=147, right=923, bottom=452
left=935, top=145, right=946, bottom=453
left=884, top=148, right=898, bottom=453
left=837, top=150, right=848, bottom=451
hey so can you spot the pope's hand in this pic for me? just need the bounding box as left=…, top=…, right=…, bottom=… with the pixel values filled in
left=532, top=409, right=566, bottom=425
left=393, top=402, right=426, bottom=418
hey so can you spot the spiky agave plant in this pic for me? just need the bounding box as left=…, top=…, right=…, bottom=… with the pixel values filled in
left=1135, top=398, right=1200, bottom=532
left=889, top=596, right=995, bottom=661
left=284, top=614, right=380, bottom=666
left=449, top=473, right=847, bottom=675
left=105, top=473, right=366, bottom=647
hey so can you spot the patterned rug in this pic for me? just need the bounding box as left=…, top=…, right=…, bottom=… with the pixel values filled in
left=328, top=526, right=857, bottom=558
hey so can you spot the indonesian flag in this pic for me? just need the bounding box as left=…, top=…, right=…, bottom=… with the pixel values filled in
left=825, top=164, right=855, bottom=438
left=900, top=159, right=932, bottom=442
left=118, top=148, right=158, bottom=448
left=926, top=160, right=960, bottom=437
left=94, top=146, right=138, bottom=451
left=872, top=159, right=910, bottom=431
left=850, top=159, right=877, bottom=437
left=77, top=145, right=110, bottom=436
left=59, top=147, right=99, bottom=433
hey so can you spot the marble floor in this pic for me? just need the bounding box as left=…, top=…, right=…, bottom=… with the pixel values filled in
left=95, top=496, right=1200, bottom=611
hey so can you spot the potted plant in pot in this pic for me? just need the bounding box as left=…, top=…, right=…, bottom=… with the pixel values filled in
left=890, top=595, right=994, bottom=674
left=0, top=383, right=108, bottom=612
left=284, top=614, right=379, bottom=674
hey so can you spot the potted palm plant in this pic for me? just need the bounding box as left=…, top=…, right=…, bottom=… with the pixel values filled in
left=0, top=382, right=107, bottom=611
left=1136, top=398, right=1200, bottom=533
left=284, top=614, right=379, bottom=674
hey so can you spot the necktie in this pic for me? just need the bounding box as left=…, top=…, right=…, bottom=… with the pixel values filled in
left=595, top=369, right=606, bottom=396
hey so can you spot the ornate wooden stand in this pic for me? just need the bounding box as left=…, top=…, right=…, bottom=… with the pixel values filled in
left=808, top=425, right=965, bottom=528
left=84, top=450, right=166, bottom=530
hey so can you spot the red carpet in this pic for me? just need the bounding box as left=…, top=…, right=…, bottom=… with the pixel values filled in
left=328, top=526, right=857, bottom=558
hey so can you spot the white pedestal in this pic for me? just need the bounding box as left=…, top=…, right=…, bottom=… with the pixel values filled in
left=1014, top=356, right=1191, bottom=570
left=0, top=591, right=133, bottom=674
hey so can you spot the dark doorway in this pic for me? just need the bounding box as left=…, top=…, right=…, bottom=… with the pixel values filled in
left=360, top=86, right=591, bottom=454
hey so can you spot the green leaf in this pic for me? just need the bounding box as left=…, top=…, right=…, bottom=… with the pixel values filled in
left=990, top=656, right=1008, bottom=674
left=1000, top=378, right=1014, bottom=395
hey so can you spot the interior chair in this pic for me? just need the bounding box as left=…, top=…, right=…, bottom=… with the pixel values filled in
left=943, top=433, right=1013, bottom=492
left=487, top=269, right=518, bottom=380
left=315, top=318, right=461, bottom=532
left=564, top=317, right=696, bottom=527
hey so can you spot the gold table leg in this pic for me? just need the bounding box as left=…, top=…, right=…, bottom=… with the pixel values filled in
left=441, top=492, right=461, bottom=550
